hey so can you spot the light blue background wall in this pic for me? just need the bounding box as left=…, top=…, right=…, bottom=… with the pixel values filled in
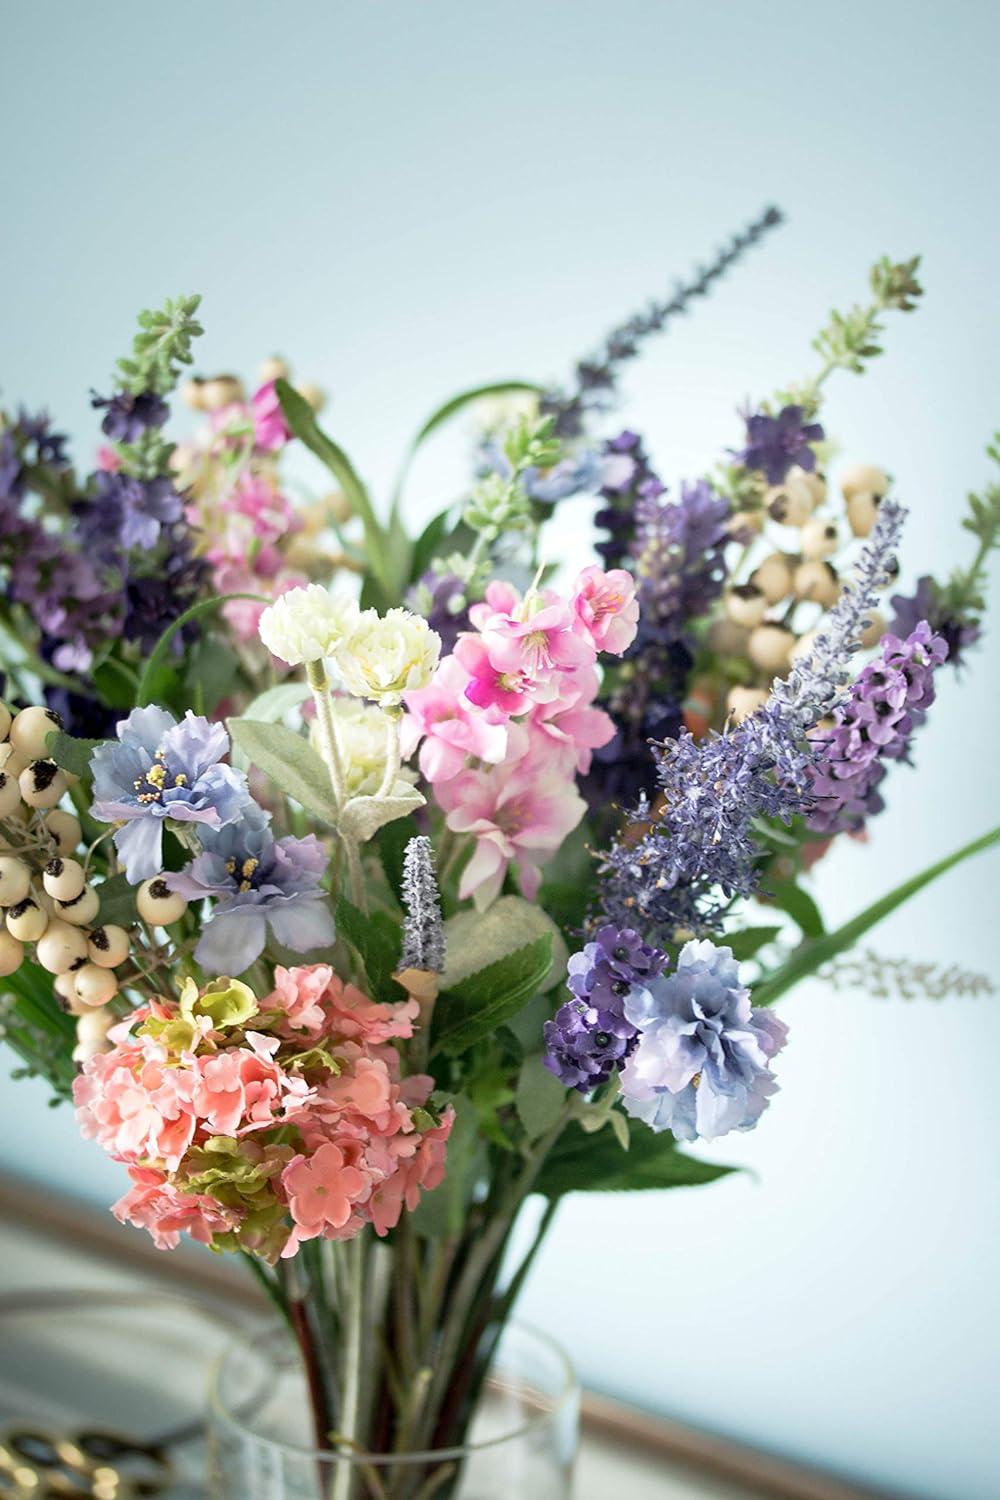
left=2, top=4, right=999, bottom=1497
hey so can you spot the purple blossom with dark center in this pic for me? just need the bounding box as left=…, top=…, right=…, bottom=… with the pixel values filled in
left=91, top=389, right=169, bottom=444
left=167, top=803, right=335, bottom=973
left=737, top=404, right=824, bottom=485
left=90, top=706, right=253, bottom=883
left=807, top=621, right=948, bottom=835
left=888, top=575, right=979, bottom=669
left=543, top=926, right=666, bottom=1092
left=620, top=939, right=788, bottom=1141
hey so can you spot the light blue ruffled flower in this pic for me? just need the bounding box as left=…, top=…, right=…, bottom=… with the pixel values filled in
left=620, top=939, right=787, bottom=1142
left=90, top=706, right=252, bottom=883
left=167, top=804, right=335, bottom=975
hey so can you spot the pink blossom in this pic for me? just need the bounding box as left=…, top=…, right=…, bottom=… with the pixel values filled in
left=74, top=1050, right=197, bottom=1172
left=265, top=965, right=419, bottom=1046
left=435, top=747, right=587, bottom=907
left=282, top=1141, right=372, bottom=1244
left=113, top=1167, right=237, bottom=1251
left=453, top=634, right=534, bottom=715
left=479, top=595, right=594, bottom=687
left=402, top=656, right=508, bottom=782
left=96, top=445, right=121, bottom=473
left=252, top=380, right=292, bottom=451
left=572, top=565, right=639, bottom=655
left=521, top=670, right=616, bottom=775
left=467, top=579, right=521, bottom=630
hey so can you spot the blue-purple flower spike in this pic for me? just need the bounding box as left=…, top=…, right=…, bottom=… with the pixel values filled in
left=399, top=835, right=445, bottom=974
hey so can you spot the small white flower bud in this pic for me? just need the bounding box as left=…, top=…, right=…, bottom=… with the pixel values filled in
left=9, top=705, right=63, bottom=761
left=36, top=919, right=88, bottom=974
left=19, top=759, right=68, bottom=809
left=137, top=876, right=188, bottom=926
left=199, top=374, right=245, bottom=411
left=296, top=381, right=326, bottom=413
left=43, top=856, right=86, bottom=902
left=0, top=857, right=31, bottom=907
left=88, top=924, right=131, bottom=969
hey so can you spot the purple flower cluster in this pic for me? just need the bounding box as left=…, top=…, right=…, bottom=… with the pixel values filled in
left=91, top=389, right=169, bottom=444
left=631, top=479, right=730, bottom=648
left=620, top=940, right=788, bottom=1142
left=594, top=431, right=666, bottom=571
left=81, top=471, right=184, bottom=554
left=406, top=570, right=471, bottom=655
left=168, top=803, right=334, bottom=973
left=807, top=621, right=948, bottom=835
left=543, top=927, right=665, bottom=1092
left=889, top=575, right=979, bottom=669
left=737, top=404, right=824, bottom=485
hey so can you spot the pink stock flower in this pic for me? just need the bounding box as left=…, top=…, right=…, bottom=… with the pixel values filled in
left=479, top=594, right=594, bottom=687
left=572, top=565, right=639, bottom=655
left=520, top=670, right=616, bottom=775
left=252, top=380, right=292, bottom=451
left=453, top=634, right=534, bottom=715
left=282, top=1141, right=371, bottom=1243
left=435, top=747, right=587, bottom=907
left=467, top=579, right=521, bottom=630
left=402, top=655, right=508, bottom=781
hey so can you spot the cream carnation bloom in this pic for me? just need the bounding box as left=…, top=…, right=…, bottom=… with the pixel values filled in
left=309, top=699, right=417, bottom=798
left=335, top=608, right=441, bottom=707
left=258, top=585, right=359, bottom=666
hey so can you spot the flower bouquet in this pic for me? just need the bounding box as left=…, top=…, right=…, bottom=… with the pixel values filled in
left=1, top=207, right=997, bottom=1498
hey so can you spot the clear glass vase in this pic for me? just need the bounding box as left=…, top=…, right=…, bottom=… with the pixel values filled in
left=207, top=1319, right=580, bottom=1499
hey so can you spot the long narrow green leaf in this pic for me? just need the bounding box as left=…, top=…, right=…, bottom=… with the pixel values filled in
left=136, top=593, right=267, bottom=707
left=390, top=379, right=543, bottom=514
left=754, top=824, right=1000, bottom=1007
left=274, top=379, right=392, bottom=591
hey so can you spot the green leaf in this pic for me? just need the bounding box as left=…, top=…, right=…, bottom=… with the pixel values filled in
left=45, top=730, right=105, bottom=780
left=433, top=935, right=553, bottom=1057
left=137, top=593, right=268, bottom=708
left=441, top=896, right=567, bottom=994
left=408, top=1094, right=483, bottom=1238
left=537, top=1121, right=738, bottom=1197
left=227, top=718, right=338, bottom=824
left=335, top=896, right=402, bottom=1003
left=754, top=824, right=1000, bottom=1007
left=185, top=634, right=242, bottom=715
left=724, top=925, right=783, bottom=961
left=338, top=783, right=426, bottom=844
left=767, top=881, right=825, bottom=938
left=97, top=873, right=138, bottom=928
left=409, top=508, right=454, bottom=584
left=391, top=380, right=543, bottom=512
left=242, top=682, right=312, bottom=722
left=515, top=1053, right=566, bottom=1140
left=274, top=380, right=394, bottom=595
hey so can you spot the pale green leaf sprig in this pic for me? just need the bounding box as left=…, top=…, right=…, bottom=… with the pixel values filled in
left=462, top=413, right=562, bottom=544
left=115, top=293, right=204, bottom=397
left=819, top=949, right=995, bottom=1002
left=932, top=432, right=1000, bottom=627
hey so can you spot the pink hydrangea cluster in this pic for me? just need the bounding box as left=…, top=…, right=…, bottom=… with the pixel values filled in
left=403, top=567, right=638, bottom=906
left=73, top=966, right=452, bottom=1262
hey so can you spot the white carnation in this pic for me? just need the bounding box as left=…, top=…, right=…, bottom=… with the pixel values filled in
left=334, top=608, right=441, bottom=707
left=258, top=585, right=359, bottom=666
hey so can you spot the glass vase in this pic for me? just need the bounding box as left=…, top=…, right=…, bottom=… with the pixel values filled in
left=207, top=1319, right=579, bottom=1499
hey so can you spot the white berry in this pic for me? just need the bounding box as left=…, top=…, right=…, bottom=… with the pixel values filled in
left=88, top=924, right=131, bottom=969
left=793, top=560, right=840, bottom=607
left=45, top=809, right=82, bottom=855
left=724, top=584, right=768, bottom=628
left=800, top=518, right=839, bottom=560
left=726, top=685, right=768, bottom=725
left=43, top=856, right=86, bottom=902
left=765, top=478, right=814, bottom=527
left=9, top=705, right=64, bottom=762
left=36, top=919, right=88, bottom=974
left=0, top=930, right=24, bottom=976
left=6, top=898, right=49, bottom=943
left=56, top=885, right=101, bottom=928
left=0, top=772, right=22, bottom=818
left=72, top=963, right=119, bottom=1009
left=750, top=552, right=795, bottom=605
left=0, top=701, right=11, bottom=740
left=840, top=464, right=889, bottom=502
left=748, top=624, right=796, bottom=675
left=137, top=876, right=188, bottom=926
left=19, top=760, right=68, bottom=809
left=0, top=857, right=31, bottom=907
left=846, top=491, right=881, bottom=538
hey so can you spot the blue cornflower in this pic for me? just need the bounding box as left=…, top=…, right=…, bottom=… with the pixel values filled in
left=90, top=706, right=253, bottom=883
left=167, top=804, right=335, bottom=974
left=737, top=404, right=824, bottom=485
left=620, top=939, right=788, bottom=1141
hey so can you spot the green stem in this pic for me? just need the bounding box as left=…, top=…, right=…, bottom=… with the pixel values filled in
left=376, top=710, right=403, bottom=799
left=136, top=591, right=268, bottom=706
left=755, top=824, right=1000, bottom=1007
left=333, top=1234, right=367, bottom=1500
left=306, top=661, right=347, bottom=809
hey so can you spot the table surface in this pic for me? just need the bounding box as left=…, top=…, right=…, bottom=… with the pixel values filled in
left=0, top=1217, right=769, bottom=1499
